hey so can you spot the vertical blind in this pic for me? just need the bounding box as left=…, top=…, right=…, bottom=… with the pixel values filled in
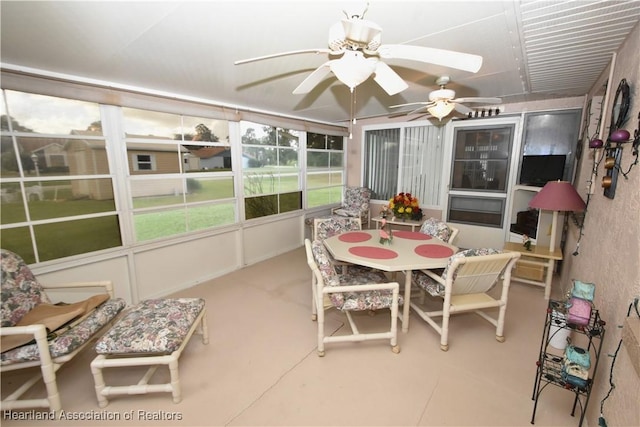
left=402, top=125, right=445, bottom=206
left=364, top=125, right=445, bottom=206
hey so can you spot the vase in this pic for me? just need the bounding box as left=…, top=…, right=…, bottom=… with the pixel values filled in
left=379, top=237, right=392, bottom=245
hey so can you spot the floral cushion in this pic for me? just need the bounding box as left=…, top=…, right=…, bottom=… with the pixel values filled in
left=1, top=249, right=50, bottom=327
left=413, top=248, right=502, bottom=297
left=1, top=298, right=126, bottom=364
left=419, top=217, right=453, bottom=242
left=334, top=187, right=370, bottom=217
left=336, top=271, right=404, bottom=311
left=310, top=240, right=401, bottom=311
left=94, top=298, right=204, bottom=355
left=315, top=216, right=361, bottom=240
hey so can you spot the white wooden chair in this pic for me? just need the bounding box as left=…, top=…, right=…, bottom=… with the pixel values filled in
left=0, top=249, right=126, bottom=411
left=411, top=248, right=521, bottom=351
left=304, top=239, right=401, bottom=356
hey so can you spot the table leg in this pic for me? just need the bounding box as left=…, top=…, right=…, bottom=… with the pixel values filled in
left=402, top=270, right=412, bottom=332
left=544, top=259, right=555, bottom=300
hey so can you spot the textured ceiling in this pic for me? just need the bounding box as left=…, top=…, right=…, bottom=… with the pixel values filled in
left=1, top=1, right=639, bottom=125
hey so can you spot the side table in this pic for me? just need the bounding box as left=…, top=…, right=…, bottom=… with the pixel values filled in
left=371, top=216, right=424, bottom=232
left=503, top=242, right=562, bottom=299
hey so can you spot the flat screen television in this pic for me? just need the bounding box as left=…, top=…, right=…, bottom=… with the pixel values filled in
left=519, top=154, right=566, bottom=187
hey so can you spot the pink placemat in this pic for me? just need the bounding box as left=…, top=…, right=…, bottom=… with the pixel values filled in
left=393, top=231, right=432, bottom=240
left=349, top=246, right=398, bottom=259
left=415, top=244, right=455, bottom=258
left=338, top=232, right=372, bottom=243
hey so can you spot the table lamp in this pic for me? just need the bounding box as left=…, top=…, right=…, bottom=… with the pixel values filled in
left=528, top=181, right=586, bottom=253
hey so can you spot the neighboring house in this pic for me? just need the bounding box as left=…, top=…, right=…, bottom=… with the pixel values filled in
left=31, top=143, right=68, bottom=170
left=65, top=131, right=189, bottom=199
left=188, top=146, right=252, bottom=170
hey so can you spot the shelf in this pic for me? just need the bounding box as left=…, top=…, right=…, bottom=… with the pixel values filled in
left=507, top=186, right=563, bottom=248
left=531, top=300, right=606, bottom=427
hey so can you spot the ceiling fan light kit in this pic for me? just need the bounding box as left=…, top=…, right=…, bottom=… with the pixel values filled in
left=329, top=51, right=377, bottom=90
left=389, top=75, right=502, bottom=120
left=427, top=101, right=456, bottom=120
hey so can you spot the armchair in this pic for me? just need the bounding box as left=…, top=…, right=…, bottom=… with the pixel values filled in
left=1, top=249, right=126, bottom=411
left=331, top=186, right=371, bottom=228
left=411, top=248, right=520, bottom=351
left=304, top=239, right=401, bottom=356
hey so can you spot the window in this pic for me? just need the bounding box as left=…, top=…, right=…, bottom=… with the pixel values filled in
left=363, top=124, right=445, bottom=206
left=241, top=121, right=301, bottom=219
left=0, top=90, right=120, bottom=263
left=451, top=126, right=512, bottom=191
left=520, top=110, right=581, bottom=182
left=447, top=123, right=515, bottom=228
left=133, top=154, right=155, bottom=171
left=1, top=87, right=346, bottom=262
left=306, top=132, right=344, bottom=208
left=123, top=108, right=234, bottom=241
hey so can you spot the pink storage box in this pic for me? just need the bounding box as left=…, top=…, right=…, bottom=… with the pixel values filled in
left=567, top=297, right=591, bottom=326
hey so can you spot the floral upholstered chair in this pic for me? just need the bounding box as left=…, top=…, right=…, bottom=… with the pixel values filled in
left=331, top=186, right=372, bottom=228
left=0, top=249, right=126, bottom=411
left=410, top=248, right=520, bottom=351
left=313, top=216, right=362, bottom=241
left=304, top=239, right=402, bottom=356
left=419, top=217, right=459, bottom=244
left=313, top=216, right=363, bottom=274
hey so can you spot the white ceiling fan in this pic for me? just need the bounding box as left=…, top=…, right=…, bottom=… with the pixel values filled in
left=234, top=4, right=483, bottom=97
left=390, top=75, right=502, bottom=120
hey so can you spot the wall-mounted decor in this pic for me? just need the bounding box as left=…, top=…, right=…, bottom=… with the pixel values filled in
left=602, top=78, right=633, bottom=199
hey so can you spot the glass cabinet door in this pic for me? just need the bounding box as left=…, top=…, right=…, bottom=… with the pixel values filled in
left=451, top=126, right=513, bottom=191
left=448, top=124, right=515, bottom=228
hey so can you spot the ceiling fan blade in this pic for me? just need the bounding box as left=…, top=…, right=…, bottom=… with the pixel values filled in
left=454, top=97, right=502, bottom=104
left=377, top=45, right=483, bottom=73
left=373, top=61, right=408, bottom=95
left=292, top=61, right=334, bottom=94
left=389, top=101, right=430, bottom=109
left=235, top=48, right=332, bottom=65
left=454, top=103, right=473, bottom=115
left=408, top=113, right=433, bottom=122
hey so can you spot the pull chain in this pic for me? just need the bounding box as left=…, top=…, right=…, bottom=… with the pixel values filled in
left=349, top=86, right=356, bottom=139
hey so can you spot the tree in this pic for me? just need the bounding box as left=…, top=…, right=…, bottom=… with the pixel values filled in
left=1, top=115, right=34, bottom=132
left=182, top=123, right=219, bottom=150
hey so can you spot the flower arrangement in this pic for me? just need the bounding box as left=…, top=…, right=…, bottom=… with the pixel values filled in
left=379, top=218, right=393, bottom=245
left=522, top=234, right=532, bottom=251
left=389, top=192, right=422, bottom=220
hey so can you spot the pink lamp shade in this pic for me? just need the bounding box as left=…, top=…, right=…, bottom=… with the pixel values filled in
left=528, top=181, right=586, bottom=212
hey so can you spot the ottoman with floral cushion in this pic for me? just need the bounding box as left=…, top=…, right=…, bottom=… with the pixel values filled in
left=90, top=298, right=208, bottom=407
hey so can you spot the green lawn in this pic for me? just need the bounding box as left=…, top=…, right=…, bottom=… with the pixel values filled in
left=1, top=176, right=343, bottom=262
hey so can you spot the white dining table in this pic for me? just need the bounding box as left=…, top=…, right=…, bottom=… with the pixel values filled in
left=323, top=229, right=458, bottom=332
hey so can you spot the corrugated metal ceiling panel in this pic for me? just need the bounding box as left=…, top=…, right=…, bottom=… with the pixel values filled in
left=519, top=0, right=640, bottom=95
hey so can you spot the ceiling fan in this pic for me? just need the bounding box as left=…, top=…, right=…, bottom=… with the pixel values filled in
left=390, top=76, right=502, bottom=120
left=234, top=4, right=483, bottom=97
